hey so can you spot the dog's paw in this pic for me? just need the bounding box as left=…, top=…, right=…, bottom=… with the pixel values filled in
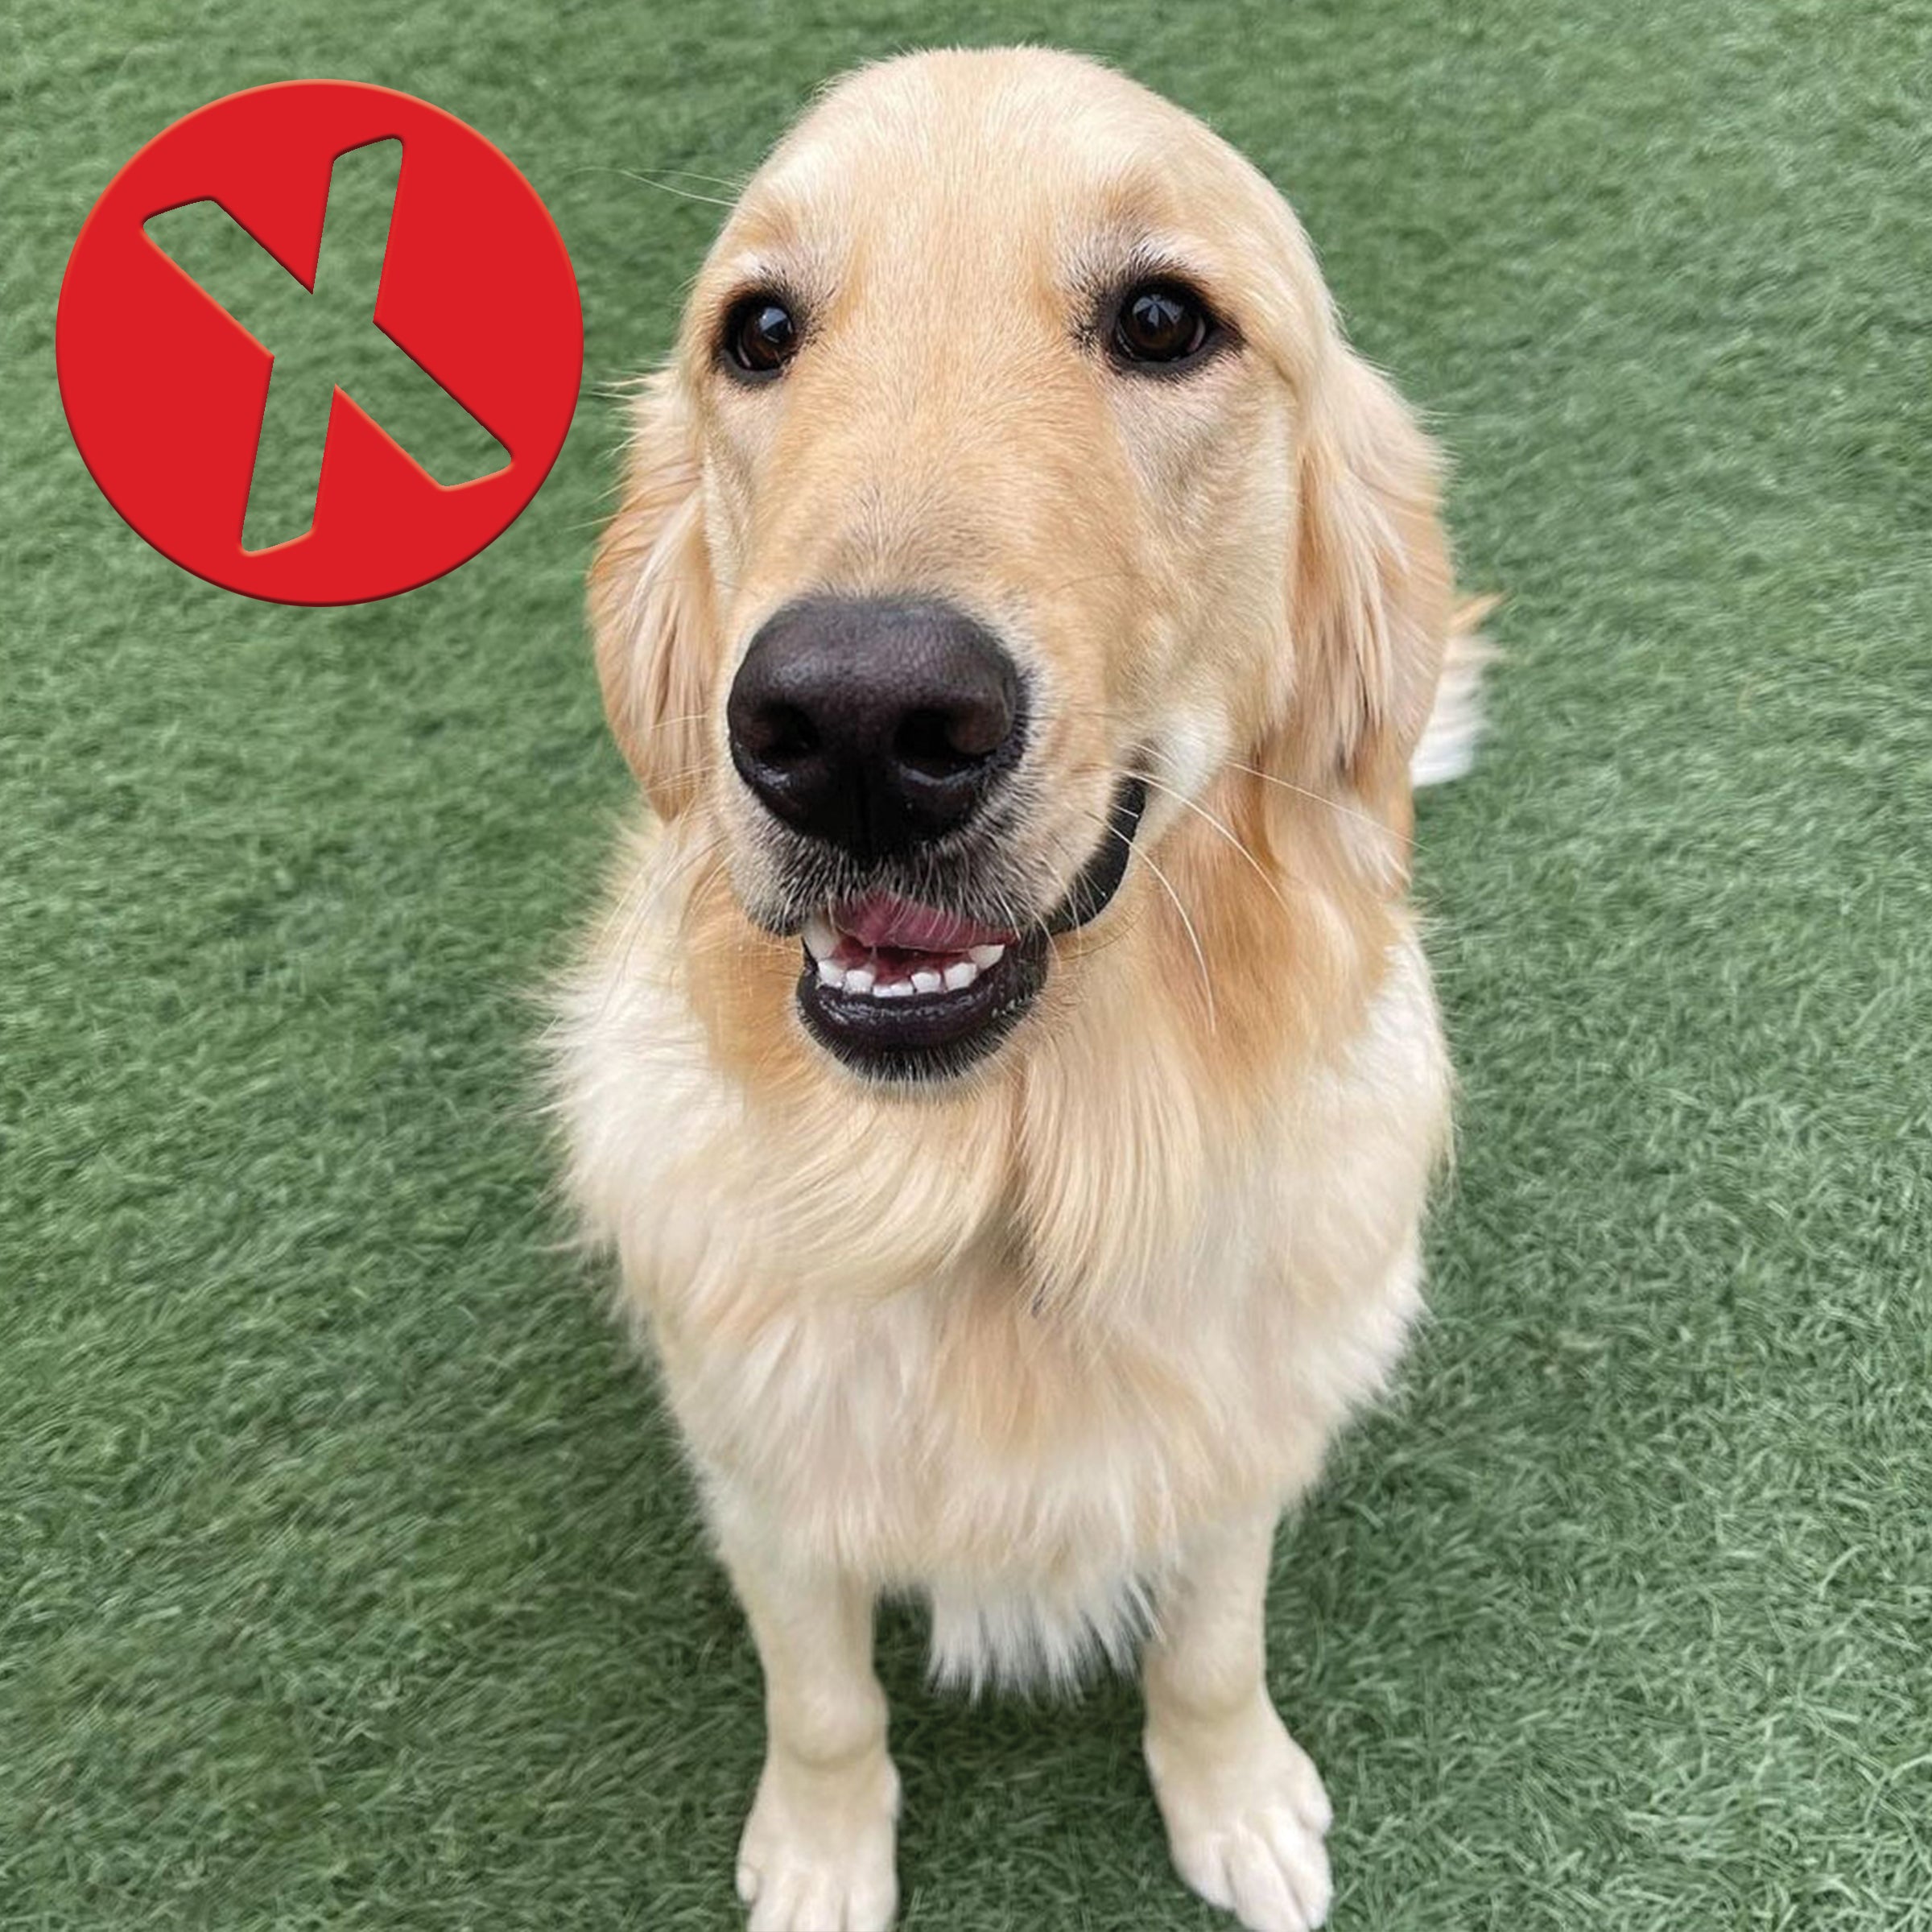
left=1144, top=1697, right=1333, bottom=1932
left=736, top=1746, right=900, bottom=1932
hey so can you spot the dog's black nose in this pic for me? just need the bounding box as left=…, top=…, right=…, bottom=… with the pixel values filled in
left=726, top=597, right=1024, bottom=857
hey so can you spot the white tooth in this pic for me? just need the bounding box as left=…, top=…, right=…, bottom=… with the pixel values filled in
left=910, top=968, right=943, bottom=995
left=943, top=960, right=978, bottom=992
left=816, top=959, right=845, bottom=989
left=843, top=965, right=875, bottom=995
left=803, top=914, right=839, bottom=963
left=875, top=980, right=913, bottom=998
left=968, top=943, right=1005, bottom=968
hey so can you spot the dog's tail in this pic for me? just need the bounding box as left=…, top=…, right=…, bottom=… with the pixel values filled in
left=1410, top=594, right=1499, bottom=788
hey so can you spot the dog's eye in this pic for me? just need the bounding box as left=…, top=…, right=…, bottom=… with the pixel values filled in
left=1111, top=282, right=1216, bottom=368
left=723, top=294, right=799, bottom=378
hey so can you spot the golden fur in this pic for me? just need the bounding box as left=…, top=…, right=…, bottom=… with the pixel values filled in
left=553, top=47, right=1484, bottom=1932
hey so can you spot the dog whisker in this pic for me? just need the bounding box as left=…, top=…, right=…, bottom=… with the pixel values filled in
left=1117, top=769, right=1300, bottom=923
left=1057, top=794, right=1216, bottom=1034
left=618, top=710, right=718, bottom=742
left=567, top=163, right=741, bottom=209
left=637, top=757, right=728, bottom=794
left=649, top=165, right=753, bottom=193
left=1219, top=758, right=1413, bottom=845
left=1120, top=842, right=1216, bottom=1035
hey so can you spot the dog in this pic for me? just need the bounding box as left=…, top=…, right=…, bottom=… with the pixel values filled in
left=553, top=47, right=1487, bottom=1932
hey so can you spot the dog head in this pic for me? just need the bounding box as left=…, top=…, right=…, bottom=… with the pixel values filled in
left=591, top=48, right=1451, bottom=1088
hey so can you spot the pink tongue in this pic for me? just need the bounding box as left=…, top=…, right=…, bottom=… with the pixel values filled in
left=834, top=894, right=1017, bottom=953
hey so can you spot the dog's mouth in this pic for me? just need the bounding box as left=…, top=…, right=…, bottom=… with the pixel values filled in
left=795, top=894, right=1047, bottom=1081
left=792, top=777, right=1147, bottom=1084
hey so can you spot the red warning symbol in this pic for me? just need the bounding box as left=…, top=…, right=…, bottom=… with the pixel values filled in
left=56, top=81, right=584, bottom=605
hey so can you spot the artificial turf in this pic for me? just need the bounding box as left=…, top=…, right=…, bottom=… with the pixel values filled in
left=4, top=0, right=1930, bottom=1926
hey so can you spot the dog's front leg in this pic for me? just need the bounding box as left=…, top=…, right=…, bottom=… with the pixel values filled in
left=1143, top=1509, right=1335, bottom=1932
left=720, top=1525, right=900, bottom=1932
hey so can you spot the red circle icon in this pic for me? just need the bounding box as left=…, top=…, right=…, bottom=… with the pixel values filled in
left=57, top=82, right=583, bottom=605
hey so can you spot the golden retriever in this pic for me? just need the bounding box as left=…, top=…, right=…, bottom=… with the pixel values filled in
left=553, top=46, right=1487, bottom=1932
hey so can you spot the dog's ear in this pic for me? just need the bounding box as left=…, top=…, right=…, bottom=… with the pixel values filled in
left=588, top=369, right=718, bottom=819
left=1274, top=344, right=1452, bottom=812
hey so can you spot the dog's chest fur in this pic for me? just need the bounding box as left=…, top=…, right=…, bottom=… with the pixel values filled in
left=555, top=875, right=1449, bottom=1686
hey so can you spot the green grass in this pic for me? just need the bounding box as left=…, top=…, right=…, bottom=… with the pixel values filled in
left=4, top=0, right=1930, bottom=1926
